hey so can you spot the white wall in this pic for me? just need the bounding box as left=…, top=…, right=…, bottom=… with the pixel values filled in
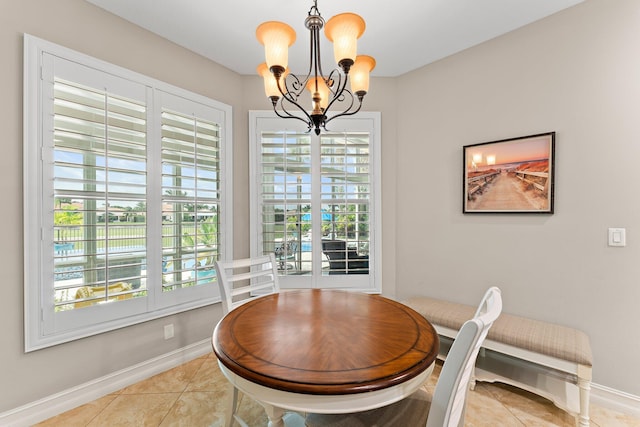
left=394, top=0, right=640, bottom=396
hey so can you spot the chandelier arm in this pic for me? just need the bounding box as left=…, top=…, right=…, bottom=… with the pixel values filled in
left=280, top=95, right=311, bottom=121
left=281, top=73, right=307, bottom=102
left=323, top=70, right=351, bottom=115
left=324, top=92, right=364, bottom=126
left=277, top=75, right=311, bottom=118
left=274, top=76, right=315, bottom=126
left=272, top=105, right=314, bottom=130
left=326, top=69, right=344, bottom=98
left=324, top=104, right=362, bottom=127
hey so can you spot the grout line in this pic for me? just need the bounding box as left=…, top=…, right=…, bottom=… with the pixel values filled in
left=85, top=393, right=120, bottom=427
left=468, top=383, right=528, bottom=426
left=157, top=392, right=182, bottom=427
left=500, top=401, right=529, bottom=427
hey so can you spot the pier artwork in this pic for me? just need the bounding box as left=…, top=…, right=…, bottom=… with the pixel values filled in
left=466, top=161, right=550, bottom=211
left=463, top=132, right=555, bottom=213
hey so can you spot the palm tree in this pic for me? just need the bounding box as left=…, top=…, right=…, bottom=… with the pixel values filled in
left=182, top=216, right=218, bottom=269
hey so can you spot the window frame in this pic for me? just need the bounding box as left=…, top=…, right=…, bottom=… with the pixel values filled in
left=23, top=34, right=233, bottom=351
left=249, top=111, right=381, bottom=292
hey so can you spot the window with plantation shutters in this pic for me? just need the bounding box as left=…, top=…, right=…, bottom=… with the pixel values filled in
left=250, top=113, right=380, bottom=291
left=24, top=35, right=232, bottom=351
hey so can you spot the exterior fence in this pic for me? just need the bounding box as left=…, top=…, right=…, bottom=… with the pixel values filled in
left=54, top=224, right=193, bottom=255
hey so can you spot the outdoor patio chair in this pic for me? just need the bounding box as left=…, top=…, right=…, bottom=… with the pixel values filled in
left=274, top=241, right=297, bottom=271
left=321, top=239, right=369, bottom=274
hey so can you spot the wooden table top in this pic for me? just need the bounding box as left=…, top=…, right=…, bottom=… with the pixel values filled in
left=213, top=289, right=439, bottom=395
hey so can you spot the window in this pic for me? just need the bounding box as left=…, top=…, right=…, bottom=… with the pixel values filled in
left=249, top=112, right=380, bottom=291
left=24, top=35, right=232, bottom=351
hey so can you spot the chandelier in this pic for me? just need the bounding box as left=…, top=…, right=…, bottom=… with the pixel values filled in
left=256, top=0, right=376, bottom=135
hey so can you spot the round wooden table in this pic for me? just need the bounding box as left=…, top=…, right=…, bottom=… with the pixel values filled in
left=213, top=289, right=439, bottom=426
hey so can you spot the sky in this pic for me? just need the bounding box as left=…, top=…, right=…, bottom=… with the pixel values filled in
left=465, top=134, right=552, bottom=169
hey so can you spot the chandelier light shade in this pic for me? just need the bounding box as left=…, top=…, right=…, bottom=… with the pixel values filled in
left=257, top=63, right=288, bottom=99
left=256, top=0, right=375, bottom=135
left=350, top=55, right=376, bottom=95
left=257, top=62, right=279, bottom=98
left=324, top=13, right=365, bottom=66
left=256, top=21, right=296, bottom=70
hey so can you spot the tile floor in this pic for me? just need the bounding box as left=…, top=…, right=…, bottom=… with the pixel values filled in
left=36, top=353, right=640, bottom=427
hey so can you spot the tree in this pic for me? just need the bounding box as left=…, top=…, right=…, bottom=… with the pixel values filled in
left=182, top=216, right=218, bottom=269
left=54, top=206, right=82, bottom=240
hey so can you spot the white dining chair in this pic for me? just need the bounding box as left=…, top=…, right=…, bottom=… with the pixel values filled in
left=214, top=254, right=306, bottom=427
left=214, top=254, right=280, bottom=427
left=305, top=286, right=503, bottom=427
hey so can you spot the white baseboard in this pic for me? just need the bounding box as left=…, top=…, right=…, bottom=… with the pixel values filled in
left=591, top=382, right=640, bottom=418
left=0, top=339, right=212, bottom=427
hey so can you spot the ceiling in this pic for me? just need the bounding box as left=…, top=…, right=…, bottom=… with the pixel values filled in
left=86, top=0, right=584, bottom=77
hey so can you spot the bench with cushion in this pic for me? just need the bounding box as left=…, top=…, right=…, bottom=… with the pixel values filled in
left=404, top=295, right=593, bottom=427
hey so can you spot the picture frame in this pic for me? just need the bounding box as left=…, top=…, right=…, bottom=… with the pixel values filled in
left=463, top=132, right=555, bottom=214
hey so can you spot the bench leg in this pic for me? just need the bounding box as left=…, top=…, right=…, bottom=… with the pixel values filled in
left=470, top=367, right=477, bottom=391
left=470, top=348, right=486, bottom=391
left=577, top=377, right=590, bottom=427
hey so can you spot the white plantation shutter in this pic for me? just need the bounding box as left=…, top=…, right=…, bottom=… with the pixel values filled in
left=160, top=108, right=222, bottom=292
left=250, top=113, right=380, bottom=291
left=320, top=132, right=371, bottom=274
left=52, top=78, right=148, bottom=312
left=24, top=35, right=232, bottom=350
left=260, top=131, right=312, bottom=274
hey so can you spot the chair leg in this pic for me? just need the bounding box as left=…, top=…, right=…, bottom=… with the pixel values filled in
left=226, top=384, right=239, bottom=427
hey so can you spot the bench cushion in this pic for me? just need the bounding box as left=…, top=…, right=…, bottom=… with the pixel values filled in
left=404, top=296, right=592, bottom=367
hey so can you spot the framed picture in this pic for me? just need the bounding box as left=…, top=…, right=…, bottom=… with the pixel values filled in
left=463, top=132, right=555, bottom=213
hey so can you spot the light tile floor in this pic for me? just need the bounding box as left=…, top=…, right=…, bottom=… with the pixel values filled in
left=36, top=353, right=640, bottom=426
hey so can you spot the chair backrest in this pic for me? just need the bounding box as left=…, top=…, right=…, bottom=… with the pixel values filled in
left=214, top=254, right=280, bottom=314
left=426, top=287, right=502, bottom=427
left=321, top=240, right=347, bottom=273
left=321, top=239, right=369, bottom=275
